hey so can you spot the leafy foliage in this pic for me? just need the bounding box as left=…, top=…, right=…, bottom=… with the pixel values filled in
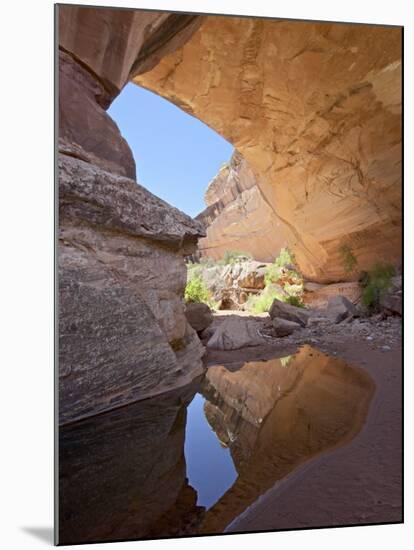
left=285, top=295, right=305, bottom=308
left=340, top=244, right=358, bottom=273
left=184, top=275, right=214, bottom=306
left=246, top=285, right=284, bottom=313
left=360, top=263, right=395, bottom=311
left=264, top=247, right=296, bottom=285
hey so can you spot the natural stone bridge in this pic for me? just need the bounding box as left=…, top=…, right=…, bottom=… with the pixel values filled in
left=57, top=6, right=401, bottom=423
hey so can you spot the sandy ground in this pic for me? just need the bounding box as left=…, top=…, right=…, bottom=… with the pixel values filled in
left=203, top=313, right=403, bottom=531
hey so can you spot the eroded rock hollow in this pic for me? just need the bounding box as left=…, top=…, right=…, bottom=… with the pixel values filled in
left=135, top=16, right=402, bottom=282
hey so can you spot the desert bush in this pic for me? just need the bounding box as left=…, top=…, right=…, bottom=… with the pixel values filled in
left=285, top=295, right=305, bottom=308
left=246, top=285, right=284, bottom=313
left=184, top=275, right=214, bottom=306
left=361, top=263, right=395, bottom=311
left=284, top=282, right=303, bottom=297
left=340, top=244, right=358, bottom=273
left=265, top=247, right=297, bottom=285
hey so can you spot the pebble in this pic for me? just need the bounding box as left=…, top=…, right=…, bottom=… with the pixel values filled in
left=382, top=345, right=391, bottom=351
left=366, top=336, right=373, bottom=341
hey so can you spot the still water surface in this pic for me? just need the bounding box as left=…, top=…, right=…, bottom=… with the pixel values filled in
left=59, top=345, right=374, bottom=544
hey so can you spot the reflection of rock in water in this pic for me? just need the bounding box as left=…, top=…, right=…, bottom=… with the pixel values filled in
left=59, top=382, right=205, bottom=544
left=200, top=345, right=375, bottom=534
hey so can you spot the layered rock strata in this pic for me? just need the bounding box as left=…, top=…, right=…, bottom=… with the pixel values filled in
left=58, top=6, right=206, bottom=424
left=196, top=151, right=287, bottom=262
left=135, top=17, right=402, bottom=282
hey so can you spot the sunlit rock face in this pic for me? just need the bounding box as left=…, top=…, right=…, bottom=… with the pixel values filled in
left=199, top=346, right=375, bottom=533
left=57, top=6, right=206, bottom=423
left=196, top=151, right=287, bottom=262
left=135, top=17, right=402, bottom=282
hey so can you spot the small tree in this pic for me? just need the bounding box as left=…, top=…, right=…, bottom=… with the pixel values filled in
left=340, top=244, right=358, bottom=273
left=361, top=263, right=395, bottom=312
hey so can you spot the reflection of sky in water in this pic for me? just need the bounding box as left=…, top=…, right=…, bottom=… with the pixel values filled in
left=184, top=393, right=238, bottom=509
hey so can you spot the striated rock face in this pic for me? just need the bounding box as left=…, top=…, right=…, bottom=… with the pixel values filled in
left=196, top=151, right=287, bottom=262
left=303, top=281, right=362, bottom=308
left=58, top=6, right=206, bottom=424
left=58, top=155, right=206, bottom=424
left=58, top=5, right=203, bottom=97
left=135, top=17, right=402, bottom=282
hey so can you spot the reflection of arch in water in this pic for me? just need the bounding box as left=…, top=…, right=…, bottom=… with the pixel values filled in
left=199, top=345, right=375, bottom=534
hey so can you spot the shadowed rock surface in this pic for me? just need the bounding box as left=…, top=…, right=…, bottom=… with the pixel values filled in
left=58, top=156, right=206, bottom=424
left=58, top=6, right=207, bottom=423
left=59, top=383, right=205, bottom=544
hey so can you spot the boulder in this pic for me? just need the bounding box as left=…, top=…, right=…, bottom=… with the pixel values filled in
left=325, top=296, right=357, bottom=324
left=185, top=303, right=213, bottom=333
left=207, top=317, right=265, bottom=350
left=269, top=299, right=310, bottom=327
left=237, top=261, right=268, bottom=290
left=272, top=318, right=302, bottom=337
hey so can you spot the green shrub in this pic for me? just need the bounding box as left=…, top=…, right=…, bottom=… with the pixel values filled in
left=340, top=244, right=358, bottom=273
left=246, top=285, right=284, bottom=313
left=275, top=247, right=295, bottom=268
left=361, top=263, right=395, bottom=311
left=286, top=295, right=305, bottom=308
left=264, top=263, right=282, bottom=285
left=284, top=282, right=304, bottom=298
left=184, top=275, right=213, bottom=306
left=265, top=247, right=297, bottom=285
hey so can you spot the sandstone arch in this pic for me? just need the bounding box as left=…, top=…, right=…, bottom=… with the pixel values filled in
left=57, top=6, right=401, bottom=421
left=134, top=16, right=402, bottom=282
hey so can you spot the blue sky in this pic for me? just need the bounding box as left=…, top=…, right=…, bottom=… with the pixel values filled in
left=108, top=83, right=233, bottom=217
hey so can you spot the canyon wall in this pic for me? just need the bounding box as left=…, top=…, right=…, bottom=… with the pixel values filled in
left=58, top=6, right=205, bottom=424
left=135, top=17, right=402, bottom=282
left=196, top=151, right=287, bottom=262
